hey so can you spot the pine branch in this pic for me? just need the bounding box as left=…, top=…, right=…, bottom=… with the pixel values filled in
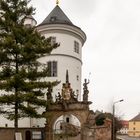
left=0, top=0, right=60, bottom=128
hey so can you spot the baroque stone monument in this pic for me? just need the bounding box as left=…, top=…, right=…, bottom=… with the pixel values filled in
left=44, top=70, right=93, bottom=140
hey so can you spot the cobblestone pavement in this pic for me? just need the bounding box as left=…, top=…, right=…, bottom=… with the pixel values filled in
left=117, top=135, right=140, bottom=140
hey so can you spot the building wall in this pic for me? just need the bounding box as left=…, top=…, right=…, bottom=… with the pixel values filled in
left=117, top=120, right=128, bottom=135
left=44, top=32, right=82, bottom=60
left=0, top=126, right=111, bottom=140
left=128, top=121, right=140, bottom=137
left=37, top=24, right=86, bottom=101
left=82, top=126, right=111, bottom=140
left=38, top=55, right=82, bottom=100
left=0, top=127, right=44, bottom=140
left=0, top=116, right=46, bottom=128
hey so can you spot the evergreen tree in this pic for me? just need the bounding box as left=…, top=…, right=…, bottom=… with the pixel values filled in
left=0, top=0, right=59, bottom=130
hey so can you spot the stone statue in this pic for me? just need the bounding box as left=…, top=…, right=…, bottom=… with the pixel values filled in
left=61, top=83, right=71, bottom=100
left=47, top=86, right=53, bottom=102
left=83, top=79, right=89, bottom=102
left=83, top=79, right=89, bottom=91
left=71, top=91, right=78, bottom=101
left=55, top=92, right=62, bottom=102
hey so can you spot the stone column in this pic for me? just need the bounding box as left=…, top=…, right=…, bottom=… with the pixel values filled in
left=45, top=123, right=53, bottom=140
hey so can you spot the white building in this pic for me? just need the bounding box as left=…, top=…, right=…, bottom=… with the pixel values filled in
left=36, top=5, right=86, bottom=101
left=0, top=4, right=86, bottom=128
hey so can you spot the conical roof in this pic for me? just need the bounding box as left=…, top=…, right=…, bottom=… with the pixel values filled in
left=39, top=5, right=73, bottom=26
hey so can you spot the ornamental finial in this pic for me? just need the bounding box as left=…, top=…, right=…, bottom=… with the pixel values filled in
left=66, top=70, right=69, bottom=83
left=56, top=0, right=59, bottom=5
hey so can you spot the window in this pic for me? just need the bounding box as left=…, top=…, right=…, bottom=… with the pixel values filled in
left=50, top=36, right=56, bottom=46
left=60, top=124, right=62, bottom=130
left=50, top=16, right=57, bottom=22
left=66, top=117, right=69, bottom=123
left=74, top=41, right=79, bottom=53
left=47, top=61, right=57, bottom=77
left=76, top=90, right=79, bottom=95
left=76, top=75, right=79, bottom=81
left=32, top=131, right=42, bottom=139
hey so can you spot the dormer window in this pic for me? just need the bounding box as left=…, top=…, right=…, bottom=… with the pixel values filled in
left=50, top=16, right=56, bottom=22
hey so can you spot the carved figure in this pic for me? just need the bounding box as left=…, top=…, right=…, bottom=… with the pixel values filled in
left=71, top=91, right=78, bottom=101
left=55, top=92, right=62, bottom=102
left=83, top=79, right=89, bottom=102
left=47, top=86, right=53, bottom=102
left=61, top=83, right=71, bottom=100
left=83, top=79, right=89, bottom=91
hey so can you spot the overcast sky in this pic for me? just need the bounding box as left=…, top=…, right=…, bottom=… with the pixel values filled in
left=31, top=0, right=140, bottom=120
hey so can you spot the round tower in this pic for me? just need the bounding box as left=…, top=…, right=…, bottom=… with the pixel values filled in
left=24, top=15, right=37, bottom=27
left=37, top=5, right=86, bottom=100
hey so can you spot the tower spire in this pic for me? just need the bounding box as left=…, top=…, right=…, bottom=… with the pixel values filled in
left=66, top=70, right=69, bottom=83
left=56, top=0, right=59, bottom=5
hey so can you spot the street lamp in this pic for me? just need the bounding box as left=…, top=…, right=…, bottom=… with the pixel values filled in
left=112, top=99, right=124, bottom=140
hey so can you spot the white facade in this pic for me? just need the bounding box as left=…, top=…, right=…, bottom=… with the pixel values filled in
left=37, top=23, right=86, bottom=101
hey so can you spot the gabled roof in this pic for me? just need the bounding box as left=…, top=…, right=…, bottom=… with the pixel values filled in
left=39, top=5, right=73, bottom=26
left=130, top=113, right=140, bottom=121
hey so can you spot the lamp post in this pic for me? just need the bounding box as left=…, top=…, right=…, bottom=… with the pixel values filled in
left=112, top=99, right=124, bottom=140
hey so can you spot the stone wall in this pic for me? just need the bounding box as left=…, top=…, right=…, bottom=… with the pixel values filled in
left=81, top=126, right=111, bottom=140
left=0, top=125, right=111, bottom=140
left=0, top=127, right=45, bottom=140
left=95, top=126, right=111, bottom=140
left=81, top=119, right=112, bottom=140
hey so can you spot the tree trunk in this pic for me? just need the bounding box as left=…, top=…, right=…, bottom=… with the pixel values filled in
left=15, top=54, right=19, bottom=131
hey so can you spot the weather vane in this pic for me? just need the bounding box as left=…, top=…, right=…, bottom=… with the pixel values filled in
left=56, top=0, right=59, bottom=5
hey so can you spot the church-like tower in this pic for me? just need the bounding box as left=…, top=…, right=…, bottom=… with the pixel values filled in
left=36, top=5, right=86, bottom=100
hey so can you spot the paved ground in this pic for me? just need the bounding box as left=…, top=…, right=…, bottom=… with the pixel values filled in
left=117, top=135, right=140, bottom=140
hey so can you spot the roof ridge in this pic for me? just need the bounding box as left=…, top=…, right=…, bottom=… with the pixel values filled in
left=130, top=113, right=140, bottom=121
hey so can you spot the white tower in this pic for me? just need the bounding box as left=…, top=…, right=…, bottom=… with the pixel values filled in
left=24, top=15, right=37, bottom=27
left=37, top=5, right=86, bottom=100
